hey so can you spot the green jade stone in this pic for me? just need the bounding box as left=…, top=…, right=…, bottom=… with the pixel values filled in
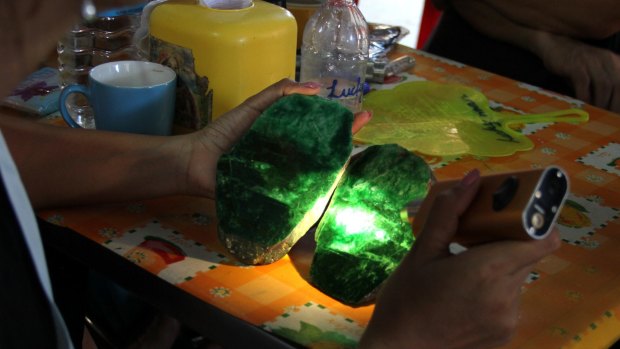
left=310, top=144, right=432, bottom=305
left=216, top=94, right=353, bottom=265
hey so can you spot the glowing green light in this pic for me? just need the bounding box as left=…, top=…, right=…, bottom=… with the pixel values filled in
left=310, top=144, right=433, bottom=305
left=328, top=241, right=354, bottom=253
left=311, top=196, right=331, bottom=218
left=335, top=207, right=376, bottom=235
left=374, top=230, right=386, bottom=241
left=216, top=94, right=354, bottom=264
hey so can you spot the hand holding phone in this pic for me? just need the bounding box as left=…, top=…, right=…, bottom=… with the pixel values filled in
left=410, top=167, right=569, bottom=246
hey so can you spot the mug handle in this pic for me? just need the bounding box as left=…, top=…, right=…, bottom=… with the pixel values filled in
left=59, top=85, right=89, bottom=128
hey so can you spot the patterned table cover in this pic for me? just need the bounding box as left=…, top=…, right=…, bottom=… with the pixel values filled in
left=40, top=46, right=620, bottom=348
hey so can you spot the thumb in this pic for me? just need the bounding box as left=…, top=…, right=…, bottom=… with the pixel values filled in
left=203, top=79, right=320, bottom=155
left=240, top=79, right=320, bottom=117
left=411, top=169, right=481, bottom=264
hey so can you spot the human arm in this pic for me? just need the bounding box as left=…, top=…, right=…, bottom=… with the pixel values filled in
left=0, top=79, right=371, bottom=209
left=439, top=0, right=620, bottom=39
left=0, top=1, right=371, bottom=209
left=445, top=0, right=620, bottom=113
left=359, top=169, right=561, bottom=349
left=531, top=32, right=620, bottom=113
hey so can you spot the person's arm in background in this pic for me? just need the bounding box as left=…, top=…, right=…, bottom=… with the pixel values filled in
left=433, top=0, right=620, bottom=39
left=432, top=0, right=620, bottom=112
left=474, top=0, right=620, bottom=40
left=531, top=31, right=620, bottom=112
left=359, top=170, right=561, bottom=349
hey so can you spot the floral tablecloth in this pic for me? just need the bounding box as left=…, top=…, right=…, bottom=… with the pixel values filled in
left=41, top=46, right=620, bottom=349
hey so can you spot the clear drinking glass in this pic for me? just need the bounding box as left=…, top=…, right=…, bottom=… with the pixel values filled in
left=57, top=5, right=145, bottom=128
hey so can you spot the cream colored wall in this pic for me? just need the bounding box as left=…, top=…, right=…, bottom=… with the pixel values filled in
left=358, top=0, right=425, bottom=48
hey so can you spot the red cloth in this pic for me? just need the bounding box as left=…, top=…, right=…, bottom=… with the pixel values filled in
left=417, top=0, right=442, bottom=48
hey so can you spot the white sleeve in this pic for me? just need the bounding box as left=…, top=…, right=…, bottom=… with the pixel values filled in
left=0, top=130, right=74, bottom=349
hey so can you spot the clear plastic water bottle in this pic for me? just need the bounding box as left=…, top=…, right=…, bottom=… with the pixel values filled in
left=299, top=0, right=369, bottom=112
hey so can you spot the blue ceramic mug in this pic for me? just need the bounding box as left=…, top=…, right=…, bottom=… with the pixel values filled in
left=59, top=61, right=177, bottom=135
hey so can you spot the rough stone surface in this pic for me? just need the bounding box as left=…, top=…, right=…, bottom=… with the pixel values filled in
left=216, top=94, right=353, bottom=265
left=310, top=144, right=432, bottom=305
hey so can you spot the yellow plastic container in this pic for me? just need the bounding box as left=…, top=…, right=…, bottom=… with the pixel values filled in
left=149, top=0, right=297, bottom=127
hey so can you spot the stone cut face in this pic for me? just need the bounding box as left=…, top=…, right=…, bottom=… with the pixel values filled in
left=310, top=144, right=432, bottom=305
left=216, top=94, right=354, bottom=265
